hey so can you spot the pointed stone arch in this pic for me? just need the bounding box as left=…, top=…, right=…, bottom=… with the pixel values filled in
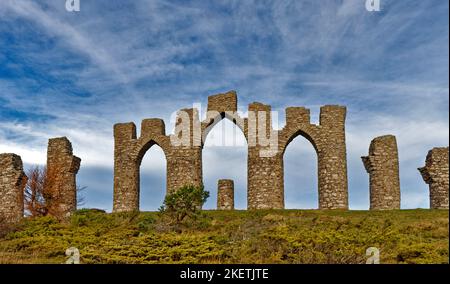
left=113, top=116, right=203, bottom=212
left=113, top=119, right=170, bottom=212
left=274, top=106, right=348, bottom=210
left=113, top=91, right=349, bottom=212
left=201, top=91, right=248, bottom=146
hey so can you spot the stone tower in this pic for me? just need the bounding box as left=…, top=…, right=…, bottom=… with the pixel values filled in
left=361, top=135, right=401, bottom=210
left=418, top=147, right=449, bottom=209
left=47, top=137, right=81, bottom=216
left=0, top=153, right=27, bottom=223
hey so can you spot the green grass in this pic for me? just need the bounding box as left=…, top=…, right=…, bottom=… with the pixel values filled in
left=0, top=209, right=448, bottom=264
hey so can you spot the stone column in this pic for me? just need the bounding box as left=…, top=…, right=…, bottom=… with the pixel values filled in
left=217, top=179, right=234, bottom=210
left=167, top=147, right=202, bottom=194
left=0, top=153, right=27, bottom=223
left=361, top=135, right=401, bottom=210
left=113, top=123, right=140, bottom=212
left=317, top=106, right=348, bottom=209
left=167, top=108, right=203, bottom=194
left=247, top=102, right=284, bottom=209
left=47, top=137, right=81, bottom=216
left=418, top=147, right=449, bottom=209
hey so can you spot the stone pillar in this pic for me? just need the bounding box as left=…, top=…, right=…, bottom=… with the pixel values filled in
left=247, top=102, right=284, bottom=209
left=317, top=106, right=348, bottom=209
left=167, top=107, right=203, bottom=193
left=47, top=137, right=81, bottom=216
left=361, top=135, right=401, bottom=210
left=418, top=147, right=449, bottom=209
left=167, top=148, right=202, bottom=194
left=0, top=154, right=27, bottom=223
left=113, top=123, right=140, bottom=212
left=217, top=179, right=234, bottom=210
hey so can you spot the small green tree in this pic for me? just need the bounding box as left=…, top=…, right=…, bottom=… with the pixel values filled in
left=159, top=184, right=209, bottom=225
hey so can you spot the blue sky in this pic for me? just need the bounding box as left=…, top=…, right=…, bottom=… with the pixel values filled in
left=0, top=0, right=448, bottom=211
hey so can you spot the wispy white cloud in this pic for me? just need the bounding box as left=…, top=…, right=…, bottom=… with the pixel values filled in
left=0, top=0, right=448, bottom=210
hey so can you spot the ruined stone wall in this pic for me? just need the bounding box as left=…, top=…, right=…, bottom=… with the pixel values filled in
left=113, top=122, right=141, bottom=212
left=47, top=137, right=81, bottom=216
left=0, top=153, right=27, bottom=223
left=169, top=108, right=203, bottom=193
left=316, top=106, right=348, bottom=209
left=276, top=105, right=349, bottom=209
left=418, top=147, right=449, bottom=209
left=113, top=91, right=349, bottom=211
left=113, top=113, right=203, bottom=212
left=361, top=135, right=401, bottom=210
left=247, top=102, right=285, bottom=209
left=205, top=93, right=348, bottom=210
left=207, top=91, right=238, bottom=114
left=217, top=179, right=234, bottom=210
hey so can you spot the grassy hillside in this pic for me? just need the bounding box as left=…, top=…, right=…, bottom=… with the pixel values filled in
left=0, top=209, right=448, bottom=264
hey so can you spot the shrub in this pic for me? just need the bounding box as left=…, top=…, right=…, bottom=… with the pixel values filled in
left=159, top=185, right=209, bottom=226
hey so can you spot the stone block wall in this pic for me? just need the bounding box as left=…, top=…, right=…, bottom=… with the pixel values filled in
left=113, top=114, right=203, bottom=212
left=207, top=91, right=238, bottom=114
left=170, top=108, right=203, bottom=193
left=217, top=179, right=234, bottom=210
left=277, top=105, right=349, bottom=209
left=361, top=135, right=401, bottom=210
left=0, top=153, right=27, bottom=223
left=247, top=101, right=285, bottom=209
left=47, top=137, right=81, bottom=216
left=317, top=106, right=348, bottom=209
left=418, top=147, right=449, bottom=209
left=113, top=91, right=349, bottom=211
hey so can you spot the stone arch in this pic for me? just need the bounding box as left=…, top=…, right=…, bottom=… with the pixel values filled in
left=201, top=91, right=247, bottom=146
left=138, top=141, right=167, bottom=211
left=282, top=106, right=348, bottom=210
left=134, top=136, right=170, bottom=166
left=282, top=130, right=319, bottom=209
left=280, top=127, right=321, bottom=155
left=202, top=118, right=248, bottom=209
left=113, top=119, right=172, bottom=212
left=113, top=91, right=348, bottom=212
left=247, top=105, right=348, bottom=210
left=201, top=111, right=247, bottom=147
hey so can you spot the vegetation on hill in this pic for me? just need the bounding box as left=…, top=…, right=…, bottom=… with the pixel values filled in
left=0, top=209, right=448, bottom=264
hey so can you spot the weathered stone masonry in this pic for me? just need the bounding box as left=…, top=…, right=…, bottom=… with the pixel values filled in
left=0, top=154, right=27, bottom=223
left=217, top=179, right=234, bottom=210
left=273, top=105, right=348, bottom=209
left=418, top=147, right=449, bottom=209
left=113, top=113, right=202, bottom=212
left=113, top=91, right=349, bottom=211
left=362, top=135, right=400, bottom=210
left=47, top=137, right=81, bottom=216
